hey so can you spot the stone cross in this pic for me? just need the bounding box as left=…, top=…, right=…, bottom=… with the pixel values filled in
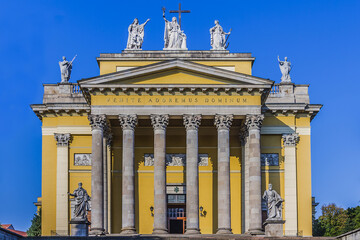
left=169, top=3, right=190, bottom=28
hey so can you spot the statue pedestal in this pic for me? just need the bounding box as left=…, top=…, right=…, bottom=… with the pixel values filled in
left=70, top=218, right=90, bottom=236
left=263, top=219, right=285, bottom=237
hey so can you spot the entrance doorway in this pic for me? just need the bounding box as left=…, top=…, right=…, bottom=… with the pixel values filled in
left=167, top=194, right=186, bottom=234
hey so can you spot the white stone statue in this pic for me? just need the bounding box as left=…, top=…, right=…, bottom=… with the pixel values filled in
left=263, top=183, right=284, bottom=220
left=210, top=20, right=231, bottom=50
left=59, top=55, right=76, bottom=83
left=278, top=56, right=292, bottom=83
left=68, top=182, right=90, bottom=220
left=126, top=18, right=150, bottom=50
left=163, top=13, right=187, bottom=50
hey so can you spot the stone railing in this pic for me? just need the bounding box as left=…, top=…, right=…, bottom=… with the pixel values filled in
left=336, top=227, right=360, bottom=240
left=269, top=84, right=280, bottom=97
left=71, top=83, right=82, bottom=94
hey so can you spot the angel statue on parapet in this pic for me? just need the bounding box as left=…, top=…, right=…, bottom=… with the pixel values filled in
left=126, top=18, right=150, bottom=50
left=163, top=9, right=187, bottom=50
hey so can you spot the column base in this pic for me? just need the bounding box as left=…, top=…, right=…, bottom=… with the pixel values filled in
left=152, top=228, right=168, bottom=234
left=89, top=228, right=105, bottom=236
left=248, top=228, right=265, bottom=235
left=185, top=228, right=201, bottom=234
left=120, top=227, right=137, bottom=235
left=216, top=228, right=232, bottom=234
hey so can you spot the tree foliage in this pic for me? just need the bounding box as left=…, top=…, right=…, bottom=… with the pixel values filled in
left=313, top=203, right=360, bottom=237
left=27, top=209, right=41, bottom=236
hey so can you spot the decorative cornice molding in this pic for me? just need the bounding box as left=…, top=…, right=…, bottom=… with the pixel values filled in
left=214, top=114, right=233, bottom=130
left=150, top=114, right=169, bottom=131
left=119, top=114, right=138, bottom=130
left=88, top=114, right=107, bottom=131
left=245, top=114, right=264, bottom=130
left=54, top=133, right=71, bottom=147
left=183, top=114, right=202, bottom=131
left=282, top=133, right=299, bottom=146
left=31, top=103, right=90, bottom=120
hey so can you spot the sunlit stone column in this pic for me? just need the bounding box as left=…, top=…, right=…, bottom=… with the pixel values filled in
left=239, top=125, right=249, bottom=233
left=106, top=134, right=113, bottom=234
left=88, top=114, right=107, bottom=235
left=215, top=114, right=233, bottom=234
left=245, top=114, right=264, bottom=235
left=183, top=114, right=202, bottom=234
left=54, top=133, right=71, bottom=235
left=151, top=114, right=169, bottom=234
left=103, top=128, right=112, bottom=233
left=119, top=114, right=138, bottom=234
left=283, top=133, right=299, bottom=236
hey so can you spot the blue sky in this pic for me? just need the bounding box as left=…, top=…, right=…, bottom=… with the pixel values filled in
left=0, top=0, right=359, bottom=231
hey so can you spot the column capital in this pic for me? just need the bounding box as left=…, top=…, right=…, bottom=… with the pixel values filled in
left=245, top=114, right=264, bottom=130
left=54, top=133, right=71, bottom=147
left=88, top=114, right=107, bottom=131
left=214, top=114, right=233, bottom=130
left=183, top=114, right=202, bottom=131
left=119, top=114, right=138, bottom=130
left=151, top=114, right=169, bottom=130
left=282, top=133, right=299, bottom=147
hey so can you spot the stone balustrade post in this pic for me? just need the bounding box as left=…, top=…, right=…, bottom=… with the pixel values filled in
left=88, top=114, right=107, bottom=235
left=245, top=114, right=264, bottom=235
left=151, top=114, right=169, bottom=234
left=54, top=133, right=71, bottom=235
left=183, top=114, right=202, bottom=234
left=214, top=114, right=233, bottom=234
left=283, top=133, right=299, bottom=236
left=119, top=114, right=138, bottom=234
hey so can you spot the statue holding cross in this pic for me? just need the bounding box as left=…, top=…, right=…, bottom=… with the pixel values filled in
left=162, top=5, right=188, bottom=50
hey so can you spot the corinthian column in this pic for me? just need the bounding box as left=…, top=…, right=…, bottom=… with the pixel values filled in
left=215, top=114, right=233, bottom=234
left=151, top=114, right=169, bottom=234
left=54, top=133, right=71, bottom=235
left=283, top=133, right=299, bottom=236
left=183, top=114, right=202, bottom=234
left=245, top=114, right=264, bottom=235
left=88, top=114, right=107, bottom=235
left=239, top=125, right=249, bottom=233
left=119, top=114, right=138, bottom=234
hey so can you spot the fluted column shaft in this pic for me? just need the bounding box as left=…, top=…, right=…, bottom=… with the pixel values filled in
left=119, top=114, right=138, bottom=234
left=245, top=114, right=264, bottom=235
left=151, top=114, right=169, bottom=234
left=88, top=114, right=107, bottom=235
left=183, top=114, right=202, bottom=235
left=215, top=114, right=233, bottom=234
left=240, top=126, right=249, bottom=233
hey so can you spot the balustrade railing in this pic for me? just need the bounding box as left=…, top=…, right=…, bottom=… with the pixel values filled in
left=71, top=84, right=82, bottom=94
left=269, top=84, right=280, bottom=96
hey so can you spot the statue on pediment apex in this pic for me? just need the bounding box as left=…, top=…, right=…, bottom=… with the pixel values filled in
left=126, top=18, right=150, bottom=50
left=163, top=9, right=187, bottom=50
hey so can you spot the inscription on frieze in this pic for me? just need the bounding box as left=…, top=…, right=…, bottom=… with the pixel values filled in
left=74, top=153, right=91, bottom=166
left=261, top=153, right=279, bottom=166
left=144, top=153, right=209, bottom=166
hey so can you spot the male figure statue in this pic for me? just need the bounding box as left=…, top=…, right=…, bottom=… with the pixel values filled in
left=210, top=20, right=231, bottom=50
left=263, top=183, right=283, bottom=219
left=126, top=18, right=150, bottom=50
left=163, top=13, right=187, bottom=49
left=68, top=182, right=90, bottom=220
left=59, top=55, right=76, bottom=83
left=278, top=56, right=292, bottom=83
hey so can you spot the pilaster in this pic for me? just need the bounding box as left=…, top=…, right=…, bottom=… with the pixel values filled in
left=54, top=133, right=71, bottom=235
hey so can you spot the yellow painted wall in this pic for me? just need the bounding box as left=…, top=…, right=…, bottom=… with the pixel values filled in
left=99, top=60, right=252, bottom=75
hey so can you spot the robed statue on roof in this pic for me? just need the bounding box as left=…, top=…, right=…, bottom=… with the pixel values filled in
left=126, top=18, right=150, bottom=50
left=59, top=55, right=76, bottom=83
left=163, top=10, right=187, bottom=50
left=278, top=56, right=292, bottom=83
left=210, top=20, right=231, bottom=50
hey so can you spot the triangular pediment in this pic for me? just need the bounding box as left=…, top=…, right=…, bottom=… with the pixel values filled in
left=78, top=59, right=273, bottom=86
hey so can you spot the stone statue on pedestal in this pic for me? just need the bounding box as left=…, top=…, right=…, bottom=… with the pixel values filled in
left=163, top=9, right=187, bottom=50
left=263, top=183, right=283, bottom=220
left=68, top=182, right=90, bottom=220
left=278, top=56, right=292, bottom=83
left=210, top=20, right=231, bottom=50
left=126, top=18, right=150, bottom=50
left=59, top=55, right=76, bottom=83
